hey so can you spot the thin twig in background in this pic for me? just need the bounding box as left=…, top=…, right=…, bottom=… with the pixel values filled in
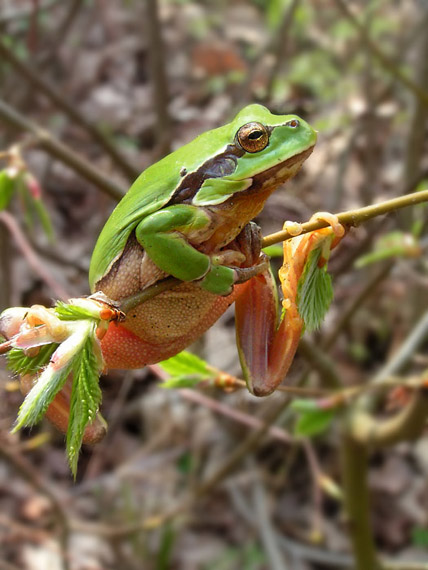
left=0, top=437, right=70, bottom=570
left=0, top=211, right=69, bottom=301
left=398, top=4, right=428, bottom=228
left=265, top=0, right=300, bottom=103
left=0, top=39, right=139, bottom=181
left=145, top=0, right=172, bottom=157
left=0, top=223, right=11, bottom=312
left=333, top=0, right=428, bottom=107
left=0, top=98, right=125, bottom=201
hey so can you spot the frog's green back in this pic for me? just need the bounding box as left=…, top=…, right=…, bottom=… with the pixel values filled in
left=89, top=104, right=315, bottom=289
left=89, top=119, right=239, bottom=288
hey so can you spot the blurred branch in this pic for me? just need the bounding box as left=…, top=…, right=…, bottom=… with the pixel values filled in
left=265, top=0, right=300, bottom=102
left=352, top=388, right=428, bottom=447
left=333, top=0, right=428, bottom=107
left=38, top=0, right=85, bottom=66
left=0, top=0, right=58, bottom=25
left=0, top=98, right=125, bottom=200
left=297, top=337, right=342, bottom=388
left=0, top=39, right=139, bottom=181
left=145, top=0, right=172, bottom=157
left=0, top=437, right=70, bottom=570
left=340, top=432, right=381, bottom=570
left=0, top=223, right=11, bottom=311
left=322, top=261, right=394, bottom=351
left=249, top=457, right=290, bottom=570
left=0, top=211, right=69, bottom=300
left=399, top=5, right=428, bottom=227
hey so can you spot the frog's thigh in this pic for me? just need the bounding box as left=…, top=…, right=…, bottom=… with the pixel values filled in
left=135, top=204, right=212, bottom=281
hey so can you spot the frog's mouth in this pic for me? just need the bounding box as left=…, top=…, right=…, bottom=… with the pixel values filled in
left=247, top=145, right=315, bottom=194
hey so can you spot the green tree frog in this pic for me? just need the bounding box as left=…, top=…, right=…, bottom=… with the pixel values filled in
left=89, top=104, right=316, bottom=387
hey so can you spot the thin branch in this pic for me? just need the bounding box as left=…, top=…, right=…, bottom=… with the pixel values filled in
left=340, top=432, right=381, bottom=570
left=0, top=98, right=125, bottom=201
left=0, top=437, right=70, bottom=570
left=351, top=389, right=428, bottom=448
left=145, top=0, right=172, bottom=157
left=333, top=0, right=428, bottom=107
left=0, top=211, right=69, bottom=301
left=0, top=39, right=139, bottom=180
left=262, top=189, right=428, bottom=247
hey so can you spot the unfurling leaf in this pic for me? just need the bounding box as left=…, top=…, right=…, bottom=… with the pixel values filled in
left=297, top=247, right=334, bottom=332
left=67, top=336, right=102, bottom=478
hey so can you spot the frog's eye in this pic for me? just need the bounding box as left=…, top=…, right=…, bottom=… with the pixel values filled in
left=236, top=122, right=269, bottom=153
left=285, top=119, right=300, bottom=128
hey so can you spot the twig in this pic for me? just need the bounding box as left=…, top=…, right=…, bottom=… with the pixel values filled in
left=0, top=98, right=125, bottom=200
left=0, top=211, right=69, bottom=300
left=0, top=0, right=58, bottom=25
left=177, top=387, right=293, bottom=444
left=0, top=222, right=11, bottom=311
left=399, top=4, right=428, bottom=227
left=0, top=437, right=70, bottom=570
left=265, top=0, right=300, bottom=102
left=249, top=456, right=290, bottom=570
left=340, top=432, right=381, bottom=570
left=145, top=0, right=171, bottom=157
left=322, top=261, right=394, bottom=351
left=262, top=189, right=428, bottom=247
left=332, top=0, right=428, bottom=107
left=297, top=338, right=342, bottom=388
left=0, top=39, right=139, bottom=181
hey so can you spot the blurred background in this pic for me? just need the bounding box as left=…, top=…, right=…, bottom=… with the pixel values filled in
left=0, top=1, right=428, bottom=569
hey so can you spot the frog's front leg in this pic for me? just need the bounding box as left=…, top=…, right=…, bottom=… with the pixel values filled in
left=235, top=214, right=345, bottom=396
left=135, top=204, right=267, bottom=295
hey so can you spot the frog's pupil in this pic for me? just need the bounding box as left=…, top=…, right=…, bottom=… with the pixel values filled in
left=249, top=130, right=263, bottom=140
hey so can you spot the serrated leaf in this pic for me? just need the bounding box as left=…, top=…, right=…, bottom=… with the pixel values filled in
left=66, top=336, right=102, bottom=477
left=7, top=344, right=57, bottom=376
left=159, top=351, right=215, bottom=378
left=294, top=408, right=335, bottom=437
left=13, top=328, right=89, bottom=431
left=13, top=358, right=74, bottom=430
left=297, top=247, right=333, bottom=332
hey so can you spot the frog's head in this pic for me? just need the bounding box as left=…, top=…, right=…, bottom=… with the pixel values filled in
left=229, top=103, right=317, bottom=186
left=189, top=104, right=317, bottom=206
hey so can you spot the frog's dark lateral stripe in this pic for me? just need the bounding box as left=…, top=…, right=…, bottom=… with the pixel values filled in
left=168, top=123, right=310, bottom=205
left=168, top=143, right=245, bottom=205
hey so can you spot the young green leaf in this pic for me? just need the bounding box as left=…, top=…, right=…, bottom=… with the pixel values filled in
left=66, top=336, right=102, bottom=477
left=294, top=408, right=335, bottom=437
left=0, top=169, right=16, bottom=210
left=7, top=344, right=57, bottom=376
left=297, top=247, right=333, bottom=332
left=159, top=351, right=216, bottom=378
